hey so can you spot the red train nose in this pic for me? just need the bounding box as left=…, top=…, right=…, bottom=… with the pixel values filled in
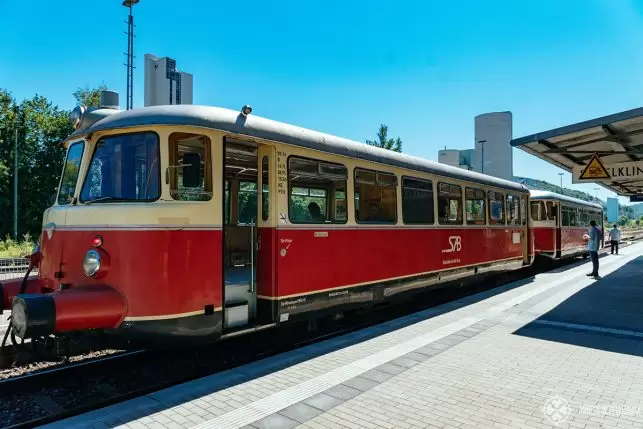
left=11, top=285, right=127, bottom=339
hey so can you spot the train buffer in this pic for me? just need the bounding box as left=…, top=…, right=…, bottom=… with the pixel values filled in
left=44, top=241, right=643, bottom=429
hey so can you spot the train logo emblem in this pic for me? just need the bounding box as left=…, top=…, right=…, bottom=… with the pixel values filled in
left=442, top=236, right=462, bottom=253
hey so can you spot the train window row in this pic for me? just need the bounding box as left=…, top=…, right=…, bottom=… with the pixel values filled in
left=530, top=201, right=603, bottom=226
left=561, top=205, right=602, bottom=227
left=286, top=156, right=527, bottom=226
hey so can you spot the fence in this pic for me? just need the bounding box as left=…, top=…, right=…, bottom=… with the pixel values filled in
left=0, top=258, right=37, bottom=282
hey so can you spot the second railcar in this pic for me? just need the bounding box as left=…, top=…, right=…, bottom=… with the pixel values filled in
left=529, top=190, right=603, bottom=260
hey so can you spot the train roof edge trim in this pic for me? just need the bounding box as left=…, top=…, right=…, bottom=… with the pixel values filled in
left=528, top=190, right=603, bottom=210
left=69, top=104, right=528, bottom=194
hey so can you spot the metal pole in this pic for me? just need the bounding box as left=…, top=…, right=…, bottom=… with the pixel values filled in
left=559, top=172, right=564, bottom=195
left=13, top=127, right=18, bottom=240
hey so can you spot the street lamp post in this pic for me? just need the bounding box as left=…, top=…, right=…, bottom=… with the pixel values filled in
left=478, top=140, right=486, bottom=174
left=13, top=127, right=18, bottom=240
left=558, top=172, right=564, bottom=195
left=123, top=0, right=140, bottom=110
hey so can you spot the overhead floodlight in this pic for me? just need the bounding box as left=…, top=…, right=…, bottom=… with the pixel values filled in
left=69, top=106, right=86, bottom=129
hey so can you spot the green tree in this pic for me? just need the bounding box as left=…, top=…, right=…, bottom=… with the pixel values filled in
left=618, top=215, right=629, bottom=226
left=366, top=124, right=402, bottom=153
left=0, top=89, right=75, bottom=240
left=73, top=83, right=108, bottom=107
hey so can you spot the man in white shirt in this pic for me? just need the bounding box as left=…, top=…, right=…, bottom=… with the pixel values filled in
left=584, top=220, right=602, bottom=277
left=608, top=224, right=621, bottom=255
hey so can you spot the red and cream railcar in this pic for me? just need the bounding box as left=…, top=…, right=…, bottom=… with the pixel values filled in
left=0, top=94, right=532, bottom=345
left=529, top=190, right=604, bottom=260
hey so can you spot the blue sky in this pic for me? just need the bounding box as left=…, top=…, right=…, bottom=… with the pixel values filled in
left=2, top=0, right=643, bottom=204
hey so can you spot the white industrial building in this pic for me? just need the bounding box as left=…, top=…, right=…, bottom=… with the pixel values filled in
left=437, top=111, right=514, bottom=181
left=144, top=54, right=193, bottom=107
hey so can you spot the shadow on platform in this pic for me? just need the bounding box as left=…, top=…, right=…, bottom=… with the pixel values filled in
left=513, top=256, right=643, bottom=357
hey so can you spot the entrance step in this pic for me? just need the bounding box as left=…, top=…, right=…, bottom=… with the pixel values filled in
left=225, top=301, right=249, bottom=329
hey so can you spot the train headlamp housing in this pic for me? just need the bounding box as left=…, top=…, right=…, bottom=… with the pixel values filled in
left=83, top=249, right=101, bottom=277
left=69, top=106, right=86, bottom=130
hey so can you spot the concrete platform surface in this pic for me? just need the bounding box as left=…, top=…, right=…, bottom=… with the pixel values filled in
left=43, top=242, right=643, bottom=429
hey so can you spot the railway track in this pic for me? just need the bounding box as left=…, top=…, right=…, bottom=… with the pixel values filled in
left=1, top=235, right=641, bottom=429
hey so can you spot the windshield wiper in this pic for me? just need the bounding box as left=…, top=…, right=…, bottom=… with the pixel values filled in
left=84, top=197, right=124, bottom=205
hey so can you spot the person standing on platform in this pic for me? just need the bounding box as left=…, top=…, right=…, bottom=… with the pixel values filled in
left=584, top=220, right=601, bottom=277
left=608, top=224, right=620, bottom=255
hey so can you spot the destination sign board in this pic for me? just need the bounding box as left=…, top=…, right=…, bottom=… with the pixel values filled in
left=573, top=155, right=643, bottom=183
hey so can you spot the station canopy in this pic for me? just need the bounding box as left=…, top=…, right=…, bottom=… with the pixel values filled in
left=511, top=107, right=643, bottom=201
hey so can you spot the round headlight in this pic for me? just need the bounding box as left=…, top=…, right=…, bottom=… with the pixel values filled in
left=11, top=298, right=27, bottom=338
left=83, top=249, right=101, bottom=277
left=69, top=106, right=86, bottom=129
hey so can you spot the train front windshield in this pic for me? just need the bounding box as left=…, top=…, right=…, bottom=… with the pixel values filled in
left=79, top=132, right=160, bottom=204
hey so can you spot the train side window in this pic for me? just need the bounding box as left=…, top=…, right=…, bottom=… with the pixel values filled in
left=57, top=141, right=85, bottom=205
left=168, top=132, right=213, bottom=201
left=569, top=207, right=577, bottom=226
left=355, top=169, right=397, bottom=224
left=562, top=206, right=570, bottom=226
left=402, top=177, right=434, bottom=224
left=438, top=183, right=463, bottom=225
left=545, top=201, right=556, bottom=220
left=465, top=188, right=485, bottom=225
left=488, top=191, right=505, bottom=225
left=579, top=209, right=588, bottom=226
left=530, top=201, right=540, bottom=221
left=594, top=212, right=602, bottom=225
left=289, top=157, right=347, bottom=224
left=506, top=195, right=520, bottom=225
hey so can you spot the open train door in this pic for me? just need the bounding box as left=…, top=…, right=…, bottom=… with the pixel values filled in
left=221, top=138, right=278, bottom=333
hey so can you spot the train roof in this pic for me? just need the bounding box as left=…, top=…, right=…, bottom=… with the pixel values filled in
left=529, top=190, right=603, bottom=209
left=72, top=104, right=528, bottom=194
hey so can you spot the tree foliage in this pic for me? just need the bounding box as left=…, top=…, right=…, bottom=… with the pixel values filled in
left=366, top=124, right=402, bottom=153
left=0, top=86, right=104, bottom=240
left=73, top=83, right=108, bottom=107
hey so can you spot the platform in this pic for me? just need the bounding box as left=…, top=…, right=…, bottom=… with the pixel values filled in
left=44, top=242, right=643, bottom=429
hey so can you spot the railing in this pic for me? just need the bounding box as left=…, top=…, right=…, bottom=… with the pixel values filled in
left=0, top=258, right=38, bottom=282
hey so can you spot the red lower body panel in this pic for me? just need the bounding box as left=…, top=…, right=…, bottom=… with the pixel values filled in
left=561, top=227, right=591, bottom=254
left=37, top=228, right=223, bottom=319
left=533, top=227, right=556, bottom=255
left=274, top=227, right=525, bottom=298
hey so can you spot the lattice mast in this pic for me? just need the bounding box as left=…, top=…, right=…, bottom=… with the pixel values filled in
left=123, top=0, right=139, bottom=110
